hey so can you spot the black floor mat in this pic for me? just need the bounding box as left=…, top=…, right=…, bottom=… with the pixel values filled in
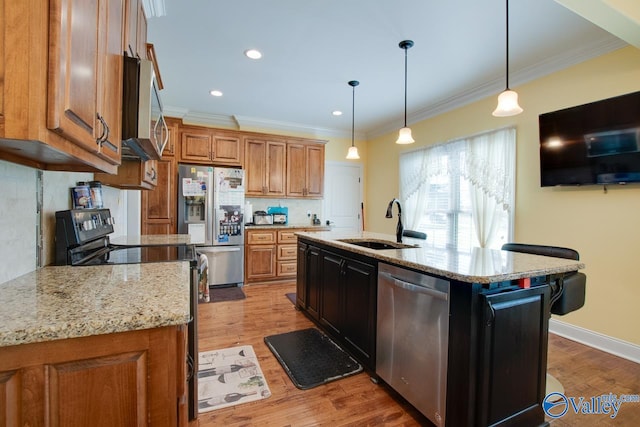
left=209, top=286, right=245, bottom=302
left=264, top=328, right=362, bottom=390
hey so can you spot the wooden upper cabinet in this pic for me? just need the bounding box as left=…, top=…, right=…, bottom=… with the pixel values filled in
left=141, top=158, right=176, bottom=234
left=180, top=128, right=212, bottom=163
left=95, top=159, right=157, bottom=189
left=136, top=2, right=147, bottom=57
left=47, top=0, right=123, bottom=165
left=124, top=0, right=147, bottom=57
left=141, top=117, right=178, bottom=234
left=162, top=117, right=180, bottom=157
left=245, top=137, right=286, bottom=197
left=213, top=133, right=243, bottom=165
left=287, top=142, right=324, bottom=198
left=0, top=1, right=132, bottom=173
left=179, top=126, right=243, bottom=166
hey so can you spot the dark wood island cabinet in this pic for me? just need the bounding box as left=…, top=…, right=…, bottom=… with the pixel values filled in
left=295, top=231, right=584, bottom=427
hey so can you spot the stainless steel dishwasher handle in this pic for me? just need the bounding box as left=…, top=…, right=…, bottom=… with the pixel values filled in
left=380, top=272, right=448, bottom=300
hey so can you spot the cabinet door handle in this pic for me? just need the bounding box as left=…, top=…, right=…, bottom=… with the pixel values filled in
left=485, top=297, right=496, bottom=326
left=95, top=114, right=118, bottom=153
left=96, top=113, right=107, bottom=145
left=146, top=167, right=157, bottom=180
left=159, top=116, right=169, bottom=154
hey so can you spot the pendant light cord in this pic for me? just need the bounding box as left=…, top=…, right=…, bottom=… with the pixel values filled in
left=505, top=0, right=510, bottom=90
left=351, top=85, right=355, bottom=147
left=403, top=47, right=408, bottom=127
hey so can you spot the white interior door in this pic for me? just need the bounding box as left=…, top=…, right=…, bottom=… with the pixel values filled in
left=323, top=161, right=363, bottom=232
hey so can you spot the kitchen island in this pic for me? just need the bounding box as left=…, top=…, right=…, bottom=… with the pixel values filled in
left=295, top=230, right=585, bottom=427
left=0, top=262, right=192, bottom=426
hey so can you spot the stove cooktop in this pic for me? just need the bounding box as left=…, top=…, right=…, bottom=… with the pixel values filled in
left=77, top=244, right=196, bottom=266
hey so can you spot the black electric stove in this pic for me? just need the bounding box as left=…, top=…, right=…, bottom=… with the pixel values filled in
left=55, top=208, right=196, bottom=266
left=55, top=208, right=199, bottom=420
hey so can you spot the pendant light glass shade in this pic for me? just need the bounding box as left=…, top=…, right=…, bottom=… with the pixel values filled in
left=492, top=0, right=523, bottom=117
left=346, top=80, right=360, bottom=160
left=346, top=146, right=360, bottom=159
left=396, top=40, right=415, bottom=144
left=493, top=89, right=523, bottom=117
left=396, top=127, right=415, bottom=144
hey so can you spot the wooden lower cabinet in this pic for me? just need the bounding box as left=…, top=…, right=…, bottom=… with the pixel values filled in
left=245, top=228, right=319, bottom=285
left=0, top=325, right=188, bottom=427
left=475, top=287, right=549, bottom=426
left=296, top=242, right=322, bottom=320
left=300, top=245, right=377, bottom=371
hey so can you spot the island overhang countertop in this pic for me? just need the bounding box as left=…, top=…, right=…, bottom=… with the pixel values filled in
left=295, top=230, right=585, bottom=284
left=0, top=262, right=192, bottom=348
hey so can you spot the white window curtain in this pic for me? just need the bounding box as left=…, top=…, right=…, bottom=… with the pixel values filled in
left=399, top=126, right=516, bottom=249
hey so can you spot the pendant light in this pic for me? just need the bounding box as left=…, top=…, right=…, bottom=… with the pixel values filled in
left=346, top=80, right=360, bottom=160
left=396, top=40, right=415, bottom=144
left=492, top=0, right=523, bottom=117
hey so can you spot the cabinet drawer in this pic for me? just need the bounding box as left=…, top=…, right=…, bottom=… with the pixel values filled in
left=278, top=244, right=297, bottom=260
left=247, top=230, right=277, bottom=245
left=278, top=230, right=298, bottom=243
left=277, top=261, right=297, bottom=277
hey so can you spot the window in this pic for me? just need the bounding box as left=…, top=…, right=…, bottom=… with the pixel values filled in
left=399, top=127, right=515, bottom=251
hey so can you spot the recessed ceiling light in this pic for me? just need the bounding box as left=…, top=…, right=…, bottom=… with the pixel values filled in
left=245, top=49, right=262, bottom=59
left=332, top=110, right=343, bottom=116
left=210, top=90, right=223, bottom=97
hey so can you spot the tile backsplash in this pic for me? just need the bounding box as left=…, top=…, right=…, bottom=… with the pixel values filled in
left=0, top=161, right=38, bottom=284
left=0, top=160, right=128, bottom=285
left=247, top=197, right=323, bottom=226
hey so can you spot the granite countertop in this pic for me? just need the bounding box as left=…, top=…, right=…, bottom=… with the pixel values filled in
left=110, top=234, right=191, bottom=246
left=0, top=262, right=192, bottom=348
left=296, top=230, right=585, bottom=284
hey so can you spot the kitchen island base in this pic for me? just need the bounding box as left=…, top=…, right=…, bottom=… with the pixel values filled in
left=296, top=235, right=562, bottom=427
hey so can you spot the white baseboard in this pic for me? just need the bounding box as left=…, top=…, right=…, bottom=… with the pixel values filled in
left=549, top=319, right=640, bottom=364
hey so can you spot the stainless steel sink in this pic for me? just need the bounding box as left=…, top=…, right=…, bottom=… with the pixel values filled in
left=337, top=238, right=419, bottom=250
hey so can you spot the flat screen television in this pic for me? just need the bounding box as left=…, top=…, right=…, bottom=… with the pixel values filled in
left=539, top=91, right=640, bottom=187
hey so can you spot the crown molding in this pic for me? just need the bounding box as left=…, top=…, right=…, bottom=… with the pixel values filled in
left=366, top=35, right=627, bottom=139
left=232, top=115, right=358, bottom=139
left=141, top=0, right=166, bottom=18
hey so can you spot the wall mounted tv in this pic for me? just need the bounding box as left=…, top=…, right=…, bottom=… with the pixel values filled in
left=539, top=90, right=640, bottom=187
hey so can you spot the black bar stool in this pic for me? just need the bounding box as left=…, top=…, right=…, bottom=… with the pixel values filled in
left=501, top=243, right=586, bottom=397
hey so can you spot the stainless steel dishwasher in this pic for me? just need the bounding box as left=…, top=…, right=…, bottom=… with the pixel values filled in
left=376, top=262, right=450, bottom=427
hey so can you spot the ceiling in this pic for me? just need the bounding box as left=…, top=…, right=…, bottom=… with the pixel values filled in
left=145, top=0, right=629, bottom=139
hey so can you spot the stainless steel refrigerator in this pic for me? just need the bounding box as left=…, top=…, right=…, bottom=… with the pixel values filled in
left=178, top=165, right=245, bottom=287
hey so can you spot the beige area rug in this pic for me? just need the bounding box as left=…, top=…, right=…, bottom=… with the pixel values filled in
left=197, top=345, right=271, bottom=413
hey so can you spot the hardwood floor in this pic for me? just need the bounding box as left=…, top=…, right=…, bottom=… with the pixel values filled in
left=194, top=282, right=640, bottom=427
left=546, top=332, right=640, bottom=426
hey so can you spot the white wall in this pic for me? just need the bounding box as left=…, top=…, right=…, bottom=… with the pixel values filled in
left=365, top=46, right=640, bottom=346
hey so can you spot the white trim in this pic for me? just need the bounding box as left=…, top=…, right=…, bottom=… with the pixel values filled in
left=232, top=115, right=361, bottom=139
left=549, top=318, right=640, bottom=364
left=141, top=0, right=166, bottom=17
